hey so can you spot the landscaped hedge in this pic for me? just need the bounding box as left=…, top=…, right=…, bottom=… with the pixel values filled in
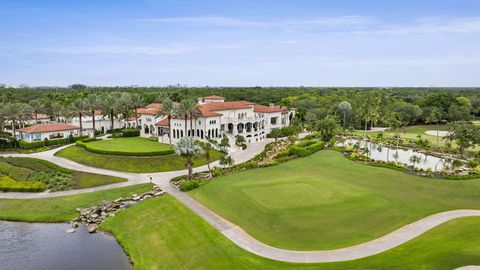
left=277, top=140, right=325, bottom=158
left=18, top=136, right=88, bottom=149
left=121, top=128, right=140, bottom=137
left=76, top=140, right=175, bottom=156
left=0, top=175, right=45, bottom=192
left=0, top=161, right=32, bottom=181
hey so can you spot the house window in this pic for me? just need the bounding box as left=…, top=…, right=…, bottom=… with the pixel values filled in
left=270, top=117, right=278, bottom=125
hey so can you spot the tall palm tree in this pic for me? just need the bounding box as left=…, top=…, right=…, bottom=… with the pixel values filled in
left=18, top=103, right=32, bottom=128
left=70, top=99, right=88, bottom=136
left=176, top=100, right=191, bottom=138
left=128, top=94, right=144, bottom=128
left=158, top=97, right=175, bottom=144
left=2, top=103, right=23, bottom=137
left=188, top=100, right=201, bottom=138
left=29, top=99, right=44, bottom=124
left=85, top=94, right=99, bottom=137
left=204, top=142, right=213, bottom=175
left=102, top=93, right=122, bottom=132
left=51, top=102, right=64, bottom=122
left=175, top=137, right=204, bottom=179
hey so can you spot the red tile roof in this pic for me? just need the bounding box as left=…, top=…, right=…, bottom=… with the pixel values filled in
left=18, top=123, right=80, bottom=134
left=154, top=117, right=170, bottom=126
left=203, top=95, right=225, bottom=100
left=253, top=104, right=288, bottom=113
left=137, top=103, right=163, bottom=115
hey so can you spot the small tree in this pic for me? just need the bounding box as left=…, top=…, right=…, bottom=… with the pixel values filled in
left=175, top=137, right=204, bottom=179
left=204, top=142, right=213, bottom=175
left=409, top=155, right=421, bottom=169
left=269, top=128, right=282, bottom=144
left=337, top=101, right=352, bottom=128
left=314, top=115, right=340, bottom=141
left=219, top=155, right=234, bottom=168
left=235, top=135, right=245, bottom=146
left=219, top=136, right=230, bottom=152
left=425, top=107, right=442, bottom=146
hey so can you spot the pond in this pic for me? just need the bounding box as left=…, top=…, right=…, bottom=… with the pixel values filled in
left=339, top=139, right=452, bottom=171
left=0, top=221, right=132, bottom=270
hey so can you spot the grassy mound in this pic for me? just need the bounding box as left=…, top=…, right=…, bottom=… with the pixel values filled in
left=190, top=150, right=480, bottom=250
left=101, top=195, right=480, bottom=270
left=56, top=145, right=223, bottom=173
left=79, top=137, right=174, bottom=156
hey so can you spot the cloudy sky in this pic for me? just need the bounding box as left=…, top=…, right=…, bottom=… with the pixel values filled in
left=1, top=0, right=480, bottom=87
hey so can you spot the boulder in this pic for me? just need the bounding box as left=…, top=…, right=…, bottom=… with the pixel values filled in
left=87, top=224, right=97, bottom=233
left=66, top=228, right=76, bottom=234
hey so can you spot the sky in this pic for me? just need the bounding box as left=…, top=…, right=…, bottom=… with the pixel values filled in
left=1, top=0, right=480, bottom=87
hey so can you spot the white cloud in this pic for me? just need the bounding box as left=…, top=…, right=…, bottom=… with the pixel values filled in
left=34, top=45, right=196, bottom=55
left=135, top=16, right=375, bottom=29
left=374, top=17, right=480, bottom=35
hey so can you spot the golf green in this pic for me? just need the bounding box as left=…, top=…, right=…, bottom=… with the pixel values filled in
left=190, top=150, right=480, bottom=250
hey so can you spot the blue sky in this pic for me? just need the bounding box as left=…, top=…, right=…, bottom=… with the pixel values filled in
left=1, top=0, right=480, bottom=87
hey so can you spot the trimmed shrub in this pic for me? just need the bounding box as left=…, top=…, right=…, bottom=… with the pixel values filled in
left=444, top=174, right=480, bottom=180
left=0, top=176, right=45, bottom=192
left=0, top=161, right=32, bottom=181
left=121, top=128, right=140, bottom=137
left=179, top=180, right=201, bottom=191
left=18, top=140, right=45, bottom=149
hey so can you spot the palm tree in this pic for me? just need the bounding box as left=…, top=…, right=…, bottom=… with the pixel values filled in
left=29, top=99, right=44, bottom=124
left=51, top=102, right=64, bottom=122
left=175, top=137, right=204, bottom=179
left=158, top=97, right=175, bottom=144
left=2, top=102, right=22, bottom=138
left=176, top=100, right=191, bottom=138
left=425, top=107, right=442, bottom=146
left=70, top=99, right=88, bottom=136
left=409, top=155, right=421, bottom=169
left=85, top=94, right=99, bottom=137
left=128, top=94, right=144, bottom=128
left=338, top=101, right=352, bottom=128
left=219, top=155, right=234, bottom=168
left=188, top=100, right=201, bottom=138
left=204, top=142, right=213, bottom=175
left=18, top=103, right=33, bottom=128
left=102, top=94, right=122, bottom=132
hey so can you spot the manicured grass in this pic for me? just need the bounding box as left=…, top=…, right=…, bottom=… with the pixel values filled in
left=72, top=172, right=127, bottom=189
left=1, top=157, right=126, bottom=189
left=56, top=145, right=223, bottom=173
left=86, top=137, right=174, bottom=154
left=101, top=195, right=480, bottom=270
left=190, top=150, right=480, bottom=250
left=0, top=183, right=153, bottom=222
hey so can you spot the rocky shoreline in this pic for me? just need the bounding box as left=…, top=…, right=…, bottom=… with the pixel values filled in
left=67, top=185, right=166, bottom=233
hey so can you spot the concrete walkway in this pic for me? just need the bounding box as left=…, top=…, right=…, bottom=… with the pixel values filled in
left=2, top=141, right=480, bottom=263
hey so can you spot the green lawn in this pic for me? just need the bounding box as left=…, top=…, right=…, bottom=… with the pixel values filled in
left=87, top=137, right=174, bottom=154
left=56, top=145, right=223, bottom=173
left=190, top=150, right=480, bottom=250
left=1, top=157, right=126, bottom=189
left=354, top=124, right=450, bottom=146
left=101, top=195, right=480, bottom=270
left=0, top=183, right=153, bottom=222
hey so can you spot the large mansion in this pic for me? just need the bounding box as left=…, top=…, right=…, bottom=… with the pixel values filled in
left=139, top=96, right=294, bottom=143
left=13, top=96, right=294, bottom=144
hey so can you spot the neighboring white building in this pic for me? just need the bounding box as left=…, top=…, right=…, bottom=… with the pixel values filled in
left=16, top=123, right=81, bottom=142
left=167, top=96, right=294, bottom=143
left=70, top=110, right=127, bottom=134
left=138, top=103, right=166, bottom=137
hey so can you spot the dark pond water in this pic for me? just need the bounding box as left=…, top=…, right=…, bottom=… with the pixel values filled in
left=0, top=221, right=132, bottom=270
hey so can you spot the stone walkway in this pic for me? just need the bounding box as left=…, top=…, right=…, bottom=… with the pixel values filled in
left=1, top=141, right=480, bottom=263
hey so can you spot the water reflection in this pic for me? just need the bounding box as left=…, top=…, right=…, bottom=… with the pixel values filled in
left=339, top=139, right=451, bottom=171
left=0, top=221, right=132, bottom=270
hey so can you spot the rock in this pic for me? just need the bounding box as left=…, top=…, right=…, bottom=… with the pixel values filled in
left=66, top=228, right=76, bottom=233
left=87, top=224, right=97, bottom=233
left=132, top=196, right=141, bottom=201
left=91, top=213, right=99, bottom=219
left=72, top=222, right=79, bottom=228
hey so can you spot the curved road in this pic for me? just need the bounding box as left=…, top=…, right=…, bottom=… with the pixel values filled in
left=1, top=142, right=480, bottom=263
